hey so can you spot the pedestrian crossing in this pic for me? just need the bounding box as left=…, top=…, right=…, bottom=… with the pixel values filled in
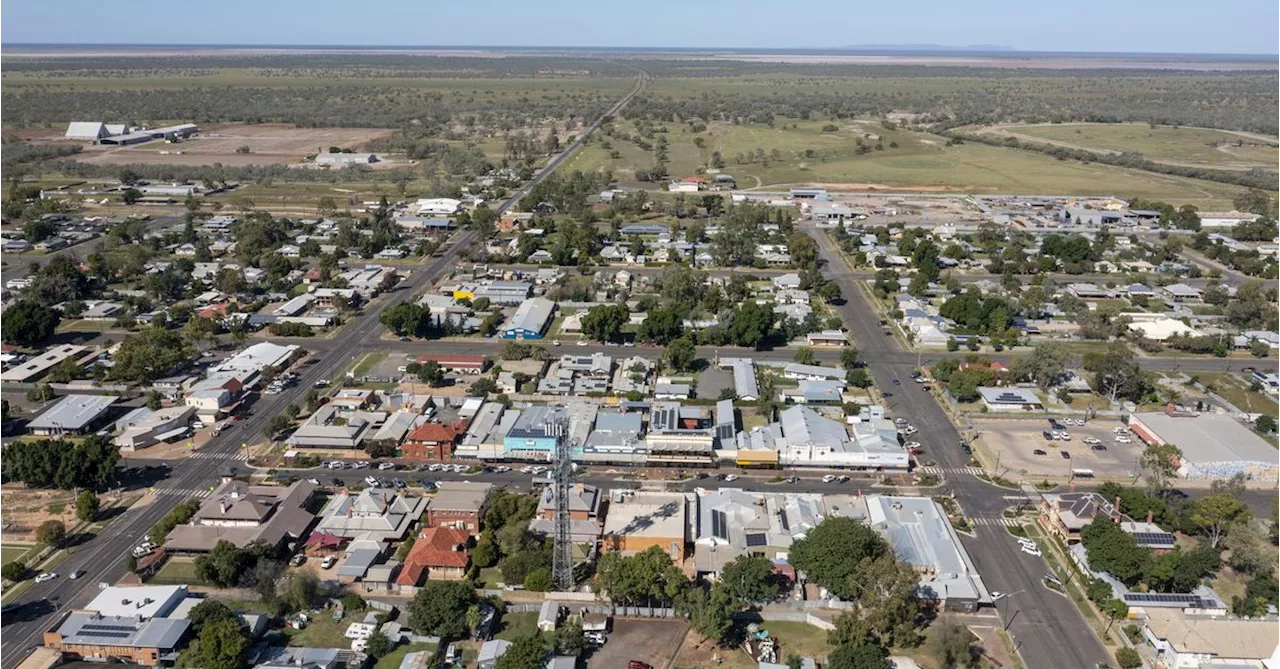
left=919, top=466, right=986, bottom=476
left=187, top=452, right=248, bottom=461
left=971, top=517, right=1021, bottom=527
left=156, top=487, right=215, bottom=499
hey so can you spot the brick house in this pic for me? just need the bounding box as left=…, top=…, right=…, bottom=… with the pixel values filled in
left=423, top=482, right=493, bottom=532
left=402, top=421, right=466, bottom=461
left=396, top=526, right=472, bottom=587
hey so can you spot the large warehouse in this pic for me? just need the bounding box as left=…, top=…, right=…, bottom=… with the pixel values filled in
left=1129, top=408, right=1278, bottom=482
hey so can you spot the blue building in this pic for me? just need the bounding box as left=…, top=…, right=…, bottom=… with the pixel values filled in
left=499, top=297, right=555, bottom=340
left=503, top=406, right=562, bottom=459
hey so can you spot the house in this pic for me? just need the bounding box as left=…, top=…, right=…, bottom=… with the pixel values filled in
left=1163, top=283, right=1202, bottom=302
left=538, top=601, right=561, bottom=632
left=477, top=640, right=513, bottom=669
left=164, top=479, right=316, bottom=553
left=528, top=484, right=603, bottom=541
left=412, top=355, right=488, bottom=374
left=402, top=422, right=466, bottom=461
left=655, top=383, right=691, bottom=400
left=527, top=249, right=554, bottom=263
left=1140, top=608, right=1278, bottom=668
left=782, top=363, right=844, bottom=383
left=1, top=344, right=87, bottom=384
left=286, top=405, right=383, bottom=449
left=805, top=330, right=848, bottom=347
left=276, top=245, right=302, bottom=258
left=1038, top=492, right=1122, bottom=544
left=396, top=527, right=472, bottom=587
left=977, top=387, right=1042, bottom=412
left=863, top=495, right=989, bottom=610
left=691, top=488, right=824, bottom=577
left=1127, top=317, right=1201, bottom=341
left=1067, top=283, right=1109, bottom=299
left=424, top=482, right=493, bottom=532
left=313, top=488, right=427, bottom=542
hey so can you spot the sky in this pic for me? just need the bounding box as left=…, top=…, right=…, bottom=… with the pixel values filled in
left=3, top=0, right=1278, bottom=55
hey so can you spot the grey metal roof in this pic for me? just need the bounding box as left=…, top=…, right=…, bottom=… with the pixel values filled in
left=55, top=612, right=189, bottom=650
left=29, top=394, right=118, bottom=430
left=1133, top=412, right=1278, bottom=466
left=503, top=297, right=555, bottom=335
left=866, top=496, right=985, bottom=601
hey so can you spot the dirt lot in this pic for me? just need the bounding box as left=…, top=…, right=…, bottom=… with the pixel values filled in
left=587, top=618, right=688, bottom=669
left=974, top=417, right=1144, bottom=480
left=1, top=487, right=80, bottom=542
left=72, top=123, right=397, bottom=167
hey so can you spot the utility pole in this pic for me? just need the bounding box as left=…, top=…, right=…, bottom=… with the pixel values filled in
left=550, top=414, right=575, bottom=592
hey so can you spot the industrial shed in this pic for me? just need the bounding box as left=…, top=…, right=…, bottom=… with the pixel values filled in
left=1129, top=408, right=1278, bottom=482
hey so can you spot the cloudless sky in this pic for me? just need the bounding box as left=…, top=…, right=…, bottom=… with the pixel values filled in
left=3, top=0, right=1277, bottom=55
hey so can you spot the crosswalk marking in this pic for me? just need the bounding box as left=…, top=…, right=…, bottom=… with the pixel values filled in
left=187, top=452, right=247, bottom=461
left=919, top=466, right=985, bottom=476
left=971, top=517, right=1021, bottom=527
left=157, top=488, right=213, bottom=499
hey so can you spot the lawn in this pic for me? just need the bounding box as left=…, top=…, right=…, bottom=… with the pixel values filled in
left=999, top=123, right=1279, bottom=170
left=476, top=567, right=505, bottom=589
left=495, top=611, right=546, bottom=641
left=352, top=352, right=389, bottom=378
left=147, top=558, right=207, bottom=585
left=1, top=544, right=34, bottom=567
left=284, top=609, right=367, bottom=648
left=373, top=642, right=438, bottom=669
left=565, top=116, right=1249, bottom=210
left=757, top=621, right=833, bottom=659
left=1195, top=372, right=1279, bottom=420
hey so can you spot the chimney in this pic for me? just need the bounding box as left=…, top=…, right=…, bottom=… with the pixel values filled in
left=1112, top=496, right=1122, bottom=521
left=1147, top=510, right=1153, bottom=524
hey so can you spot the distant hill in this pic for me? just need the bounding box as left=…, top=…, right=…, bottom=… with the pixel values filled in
left=836, top=44, right=1016, bottom=52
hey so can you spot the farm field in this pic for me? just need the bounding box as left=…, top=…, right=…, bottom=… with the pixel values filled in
left=71, top=124, right=398, bottom=167
left=566, top=117, right=1250, bottom=209
left=985, top=122, right=1280, bottom=170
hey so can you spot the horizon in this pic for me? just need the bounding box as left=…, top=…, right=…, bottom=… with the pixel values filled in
left=3, top=0, right=1278, bottom=56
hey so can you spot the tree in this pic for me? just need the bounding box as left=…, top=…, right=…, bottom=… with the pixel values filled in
left=1139, top=443, right=1183, bottom=492
left=727, top=300, right=776, bottom=349
left=1080, top=517, right=1151, bottom=586
left=187, top=599, right=237, bottom=631
left=927, top=618, right=979, bottom=668
left=523, top=568, right=553, bottom=592
left=833, top=554, right=923, bottom=648
left=1012, top=343, right=1071, bottom=390
left=417, top=361, right=446, bottom=386
left=793, top=347, right=816, bottom=365
left=470, top=378, right=498, bottom=397
left=1256, top=415, right=1277, bottom=434
left=581, top=304, right=630, bottom=342
left=494, top=634, right=545, bottom=669
left=408, top=581, right=476, bottom=639
left=380, top=303, right=426, bottom=337
left=1, top=300, right=61, bottom=346
left=827, top=642, right=891, bottom=669
left=35, top=520, right=66, bottom=547
left=664, top=337, right=697, bottom=372
left=264, top=414, right=293, bottom=439
left=636, top=306, right=684, bottom=344
left=594, top=546, right=687, bottom=606
left=2, top=559, right=27, bottom=583
left=1, top=436, right=121, bottom=491
left=1193, top=494, right=1249, bottom=548
left=719, top=555, right=778, bottom=606
left=182, top=617, right=250, bottom=669
left=75, top=491, right=99, bottom=522
left=555, top=620, right=587, bottom=656
left=111, top=327, right=195, bottom=384
left=195, top=540, right=258, bottom=587
left=1083, top=342, right=1149, bottom=404
left=681, top=584, right=736, bottom=646
left=365, top=631, right=395, bottom=660
left=788, top=517, right=888, bottom=600
left=1115, top=647, right=1142, bottom=669
left=121, top=188, right=142, bottom=205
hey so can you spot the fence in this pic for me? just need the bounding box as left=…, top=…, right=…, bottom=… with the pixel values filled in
left=505, top=601, right=678, bottom=618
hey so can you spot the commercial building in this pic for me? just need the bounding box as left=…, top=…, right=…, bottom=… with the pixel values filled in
left=1139, top=609, right=1278, bottom=668
left=583, top=411, right=644, bottom=464
left=719, top=358, right=760, bottom=401
left=424, top=482, right=493, bottom=532
left=503, top=405, right=563, bottom=459
left=863, top=495, right=991, bottom=611
left=314, top=152, right=378, bottom=167
left=28, top=395, right=118, bottom=436
left=113, top=405, right=196, bottom=451
left=771, top=407, right=908, bottom=470
left=43, top=613, right=188, bottom=665
left=499, top=297, right=555, bottom=339
left=402, top=422, right=465, bottom=461
left=456, top=402, right=510, bottom=460
left=314, top=488, right=427, bottom=542
left=1129, top=408, right=1279, bottom=481
left=412, top=354, right=488, bottom=374
left=415, top=198, right=462, bottom=216
left=601, top=490, right=688, bottom=561
left=691, top=488, right=823, bottom=577
left=782, top=363, right=845, bottom=383
left=1, top=344, right=87, bottom=383
left=977, top=387, right=1044, bottom=412
left=528, top=483, right=604, bottom=541
left=286, top=405, right=384, bottom=449
left=164, top=479, right=315, bottom=553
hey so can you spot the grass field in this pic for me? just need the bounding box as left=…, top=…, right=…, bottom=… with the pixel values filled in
left=1195, top=372, right=1279, bottom=420
left=566, top=116, right=1249, bottom=209
left=995, top=123, right=1279, bottom=169
left=148, top=558, right=206, bottom=585
left=495, top=611, right=547, bottom=641
left=1, top=545, right=33, bottom=567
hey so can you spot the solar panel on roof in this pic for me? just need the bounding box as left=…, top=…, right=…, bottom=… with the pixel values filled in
left=711, top=510, right=728, bottom=540
left=1132, top=532, right=1176, bottom=546
left=745, top=533, right=768, bottom=547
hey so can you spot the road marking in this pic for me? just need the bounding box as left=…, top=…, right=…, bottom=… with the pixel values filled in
left=972, top=517, right=1020, bottom=527
left=919, top=466, right=985, bottom=476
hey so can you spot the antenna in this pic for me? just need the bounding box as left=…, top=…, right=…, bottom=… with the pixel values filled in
left=550, top=413, right=574, bottom=592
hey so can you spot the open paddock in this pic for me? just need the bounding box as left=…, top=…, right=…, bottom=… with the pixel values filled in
left=71, top=123, right=397, bottom=167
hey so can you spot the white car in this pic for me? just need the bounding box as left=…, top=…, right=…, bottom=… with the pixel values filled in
left=192, top=421, right=206, bottom=429
left=1055, top=431, right=1071, bottom=441
left=35, top=572, right=57, bottom=583
left=1082, top=437, right=1101, bottom=445
left=903, top=426, right=919, bottom=436
left=365, top=476, right=379, bottom=487
left=1115, top=436, right=1132, bottom=444
left=520, top=466, right=533, bottom=474
left=576, top=341, right=588, bottom=347
left=723, top=474, right=739, bottom=482
left=378, top=462, right=395, bottom=471
left=321, top=556, right=338, bottom=569
left=822, top=474, right=837, bottom=483
left=904, top=441, right=921, bottom=450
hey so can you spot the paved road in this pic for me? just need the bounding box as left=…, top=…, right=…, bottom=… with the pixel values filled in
left=808, top=224, right=1112, bottom=669
left=0, top=73, right=647, bottom=666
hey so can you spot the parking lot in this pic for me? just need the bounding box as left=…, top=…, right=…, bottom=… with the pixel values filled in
left=586, top=618, right=688, bottom=669
left=973, top=417, right=1143, bottom=479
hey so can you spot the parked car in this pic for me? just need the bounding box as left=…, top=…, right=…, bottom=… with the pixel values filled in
left=1042, top=431, right=1056, bottom=441
left=1033, top=449, right=1047, bottom=456
left=723, top=474, right=739, bottom=482
left=1059, top=451, right=1071, bottom=459
left=1091, top=444, right=1107, bottom=451
left=321, top=556, right=337, bottom=569
left=822, top=474, right=837, bottom=483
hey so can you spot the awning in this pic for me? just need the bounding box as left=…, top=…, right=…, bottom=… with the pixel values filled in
left=155, top=426, right=191, bottom=442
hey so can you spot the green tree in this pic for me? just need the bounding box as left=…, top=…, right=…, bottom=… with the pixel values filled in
left=2, top=559, right=27, bottom=582
left=1012, top=343, right=1071, bottom=390
left=1193, top=494, right=1249, bottom=548
left=1256, top=415, right=1277, bottom=434
left=417, top=361, right=446, bottom=386
left=181, top=617, right=250, bottom=669
left=827, top=642, right=891, bottom=669
left=408, top=580, right=476, bottom=639
left=594, top=546, right=687, bottom=606
left=195, top=540, right=258, bottom=587
left=523, top=568, right=553, bottom=592
left=35, top=520, right=66, bottom=547
left=726, top=300, right=776, bottom=349
left=1115, top=647, right=1142, bottom=669
left=719, top=555, right=779, bottom=606
left=1080, top=517, right=1151, bottom=586
left=927, top=618, right=978, bottom=668
left=636, top=306, right=684, bottom=344
left=110, top=327, right=195, bottom=383
left=1, top=300, right=61, bottom=346
left=793, top=347, right=816, bottom=365
left=555, top=620, right=587, bottom=656
left=365, top=631, right=395, bottom=660
left=494, top=634, right=545, bottom=669
left=833, top=554, right=923, bottom=648
left=664, top=337, right=697, bottom=372
left=788, top=517, right=888, bottom=600
left=75, top=491, right=99, bottom=522
left=1139, top=443, right=1183, bottom=492
left=680, top=584, right=736, bottom=646
left=380, top=303, right=426, bottom=337
left=581, top=304, right=630, bottom=343
left=186, top=599, right=237, bottom=631
left=1083, top=342, right=1149, bottom=404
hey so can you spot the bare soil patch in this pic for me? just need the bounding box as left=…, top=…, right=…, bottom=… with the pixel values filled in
left=72, top=123, right=397, bottom=167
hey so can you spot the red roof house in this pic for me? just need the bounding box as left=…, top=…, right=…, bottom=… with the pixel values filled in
left=403, top=422, right=465, bottom=461
left=396, top=527, right=471, bottom=586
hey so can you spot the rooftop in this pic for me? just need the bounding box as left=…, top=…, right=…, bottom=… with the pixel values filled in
left=84, top=585, right=188, bottom=620
left=315, top=488, right=427, bottom=541
left=1133, top=411, right=1277, bottom=465
left=1142, top=609, right=1278, bottom=660
left=53, top=612, right=189, bottom=651
left=430, top=481, right=493, bottom=513
left=602, top=491, right=687, bottom=541
left=28, top=394, right=118, bottom=431
left=866, top=496, right=987, bottom=602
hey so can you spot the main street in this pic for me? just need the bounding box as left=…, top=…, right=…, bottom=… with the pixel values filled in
left=810, top=225, right=1115, bottom=668
left=0, top=73, right=648, bottom=667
